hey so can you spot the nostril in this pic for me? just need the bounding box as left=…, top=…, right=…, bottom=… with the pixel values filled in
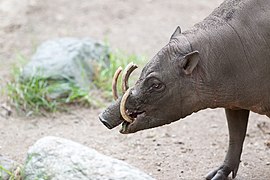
left=102, top=121, right=113, bottom=129
left=99, top=115, right=113, bottom=129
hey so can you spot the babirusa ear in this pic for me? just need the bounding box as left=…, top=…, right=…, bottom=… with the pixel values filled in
left=170, top=26, right=181, bottom=40
left=181, top=51, right=199, bottom=75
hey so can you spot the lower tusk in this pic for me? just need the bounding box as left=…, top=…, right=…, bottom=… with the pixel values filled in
left=112, top=67, right=123, bottom=101
left=120, top=88, right=134, bottom=123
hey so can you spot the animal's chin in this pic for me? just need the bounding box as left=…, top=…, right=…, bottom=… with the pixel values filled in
left=119, top=112, right=147, bottom=134
left=119, top=112, right=185, bottom=134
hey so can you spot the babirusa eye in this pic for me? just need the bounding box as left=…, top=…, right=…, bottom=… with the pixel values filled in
left=153, top=83, right=162, bottom=89
left=147, top=77, right=165, bottom=92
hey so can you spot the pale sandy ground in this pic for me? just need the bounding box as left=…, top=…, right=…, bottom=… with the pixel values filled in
left=0, top=0, right=269, bottom=179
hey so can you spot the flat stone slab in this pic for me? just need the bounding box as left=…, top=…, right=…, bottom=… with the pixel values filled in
left=24, top=136, right=155, bottom=180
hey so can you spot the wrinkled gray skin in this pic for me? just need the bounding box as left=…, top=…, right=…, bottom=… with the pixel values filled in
left=99, top=0, right=270, bottom=179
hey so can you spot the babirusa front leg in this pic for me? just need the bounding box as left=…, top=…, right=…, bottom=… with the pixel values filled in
left=206, top=109, right=249, bottom=180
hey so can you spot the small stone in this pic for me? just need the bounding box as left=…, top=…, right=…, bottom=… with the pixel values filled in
left=163, top=133, right=171, bottom=137
left=174, top=141, right=184, bottom=145
left=155, top=162, right=162, bottom=166
left=73, top=120, right=79, bottom=124
left=181, top=148, right=192, bottom=153
left=265, top=141, right=270, bottom=148
left=211, top=124, right=218, bottom=128
left=146, top=135, right=155, bottom=139
left=266, top=162, right=270, bottom=166
left=0, top=103, right=12, bottom=117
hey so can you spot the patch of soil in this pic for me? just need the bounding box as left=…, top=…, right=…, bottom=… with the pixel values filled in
left=0, top=0, right=269, bottom=179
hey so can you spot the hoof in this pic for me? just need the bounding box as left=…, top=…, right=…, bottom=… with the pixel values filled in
left=206, top=170, right=227, bottom=180
left=206, top=164, right=239, bottom=180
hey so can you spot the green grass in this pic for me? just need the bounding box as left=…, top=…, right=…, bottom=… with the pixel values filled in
left=7, top=76, right=93, bottom=115
left=6, top=49, right=145, bottom=115
left=0, top=165, right=21, bottom=180
left=0, top=165, right=13, bottom=180
left=6, top=57, right=95, bottom=114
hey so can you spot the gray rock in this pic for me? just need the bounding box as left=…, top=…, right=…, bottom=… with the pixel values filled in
left=24, top=136, right=155, bottom=180
left=21, top=38, right=109, bottom=95
left=0, top=155, right=19, bottom=180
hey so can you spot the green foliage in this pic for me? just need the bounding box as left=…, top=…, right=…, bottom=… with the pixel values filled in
left=6, top=58, right=98, bottom=115
left=7, top=75, right=94, bottom=114
left=6, top=49, right=145, bottom=115
left=0, top=165, right=21, bottom=180
left=0, top=165, right=12, bottom=179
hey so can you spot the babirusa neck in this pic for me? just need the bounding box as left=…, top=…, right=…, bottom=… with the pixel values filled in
left=184, top=27, right=240, bottom=110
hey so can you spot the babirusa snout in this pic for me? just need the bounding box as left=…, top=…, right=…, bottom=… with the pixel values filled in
left=99, top=98, right=123, bottom=129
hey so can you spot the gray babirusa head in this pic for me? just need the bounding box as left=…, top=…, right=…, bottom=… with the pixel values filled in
left=99, top=26, right=201, bottom=134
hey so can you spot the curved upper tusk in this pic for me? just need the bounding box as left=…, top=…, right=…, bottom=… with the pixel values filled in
left=112, top=67, right=123, bottom=101
left=120, top=88, right=134, bottom=123
left=121, top=62, right=138, bottom=93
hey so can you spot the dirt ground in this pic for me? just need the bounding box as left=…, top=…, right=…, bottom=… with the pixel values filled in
left=0, top=0, right=270, bottom=179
